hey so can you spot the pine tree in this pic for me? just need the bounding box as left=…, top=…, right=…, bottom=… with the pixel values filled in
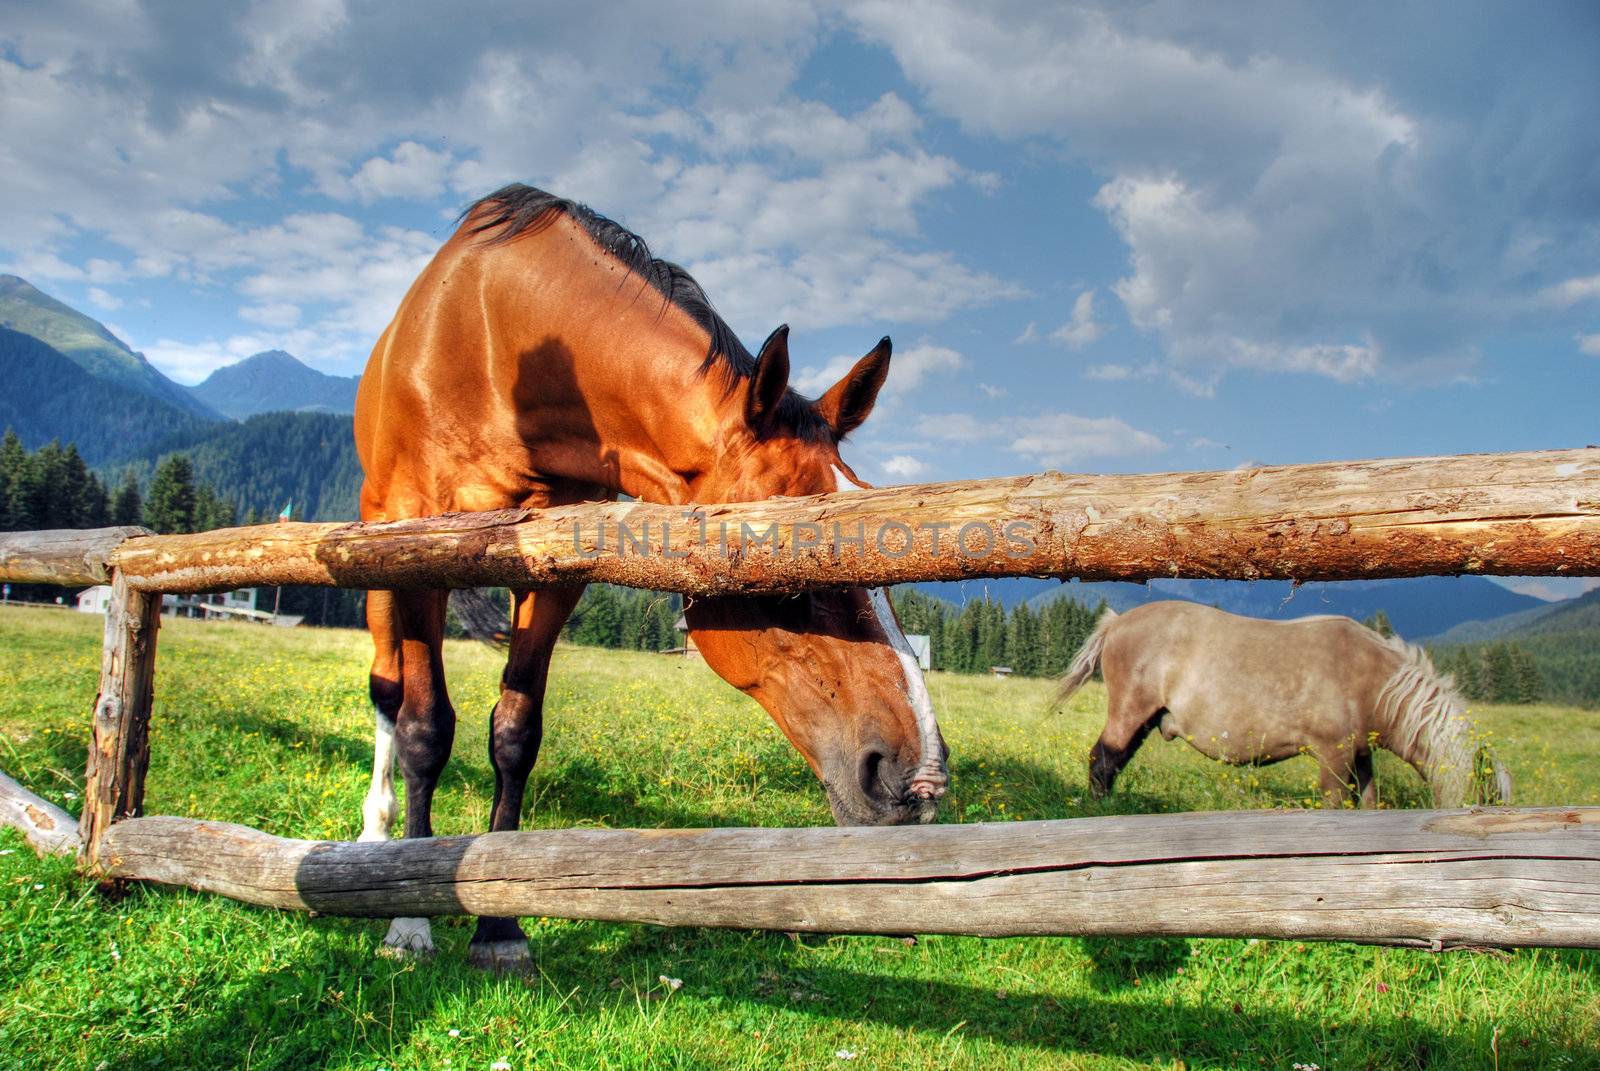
left=1509, top=644, right=1543, bottom=704
left=144, top=455, right=198, bottom=534
left=1004, top=603, right=1035, bottom=675
left=570, top=585, right=623, bottom=647
left=0, top=430, right=24, bottom=530
left=1363, top=609, right=1395, bottom=637
left=112, top=472, right=143, bottom=527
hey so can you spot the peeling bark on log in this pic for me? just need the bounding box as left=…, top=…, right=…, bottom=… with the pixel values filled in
left=99, top=807, right=1600, bottom=949
left=0, top=526, right=150, bottom=586
left=78, top=572, right=161, bottom=866
left=0, top=770, right=81, bottom=857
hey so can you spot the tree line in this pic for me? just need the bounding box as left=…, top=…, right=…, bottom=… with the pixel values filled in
left=890, top=588, right=1106, bottom=676
left=0, top=431, right=243, bottom=536
left=1430, top=642, right=1546, bottom=706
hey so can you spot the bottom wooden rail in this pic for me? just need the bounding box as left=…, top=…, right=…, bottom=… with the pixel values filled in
left=97, top=808, right=1600, bottom=949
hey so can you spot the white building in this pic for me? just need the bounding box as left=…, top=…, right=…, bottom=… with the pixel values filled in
left=76, top=586, right=300, bottom=626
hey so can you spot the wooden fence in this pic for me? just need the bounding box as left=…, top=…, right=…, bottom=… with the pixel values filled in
left=2, top=447, right=1599, bottom=949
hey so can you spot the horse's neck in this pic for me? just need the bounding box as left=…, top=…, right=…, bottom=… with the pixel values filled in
left=1370, top=644, right=1472, bottom=791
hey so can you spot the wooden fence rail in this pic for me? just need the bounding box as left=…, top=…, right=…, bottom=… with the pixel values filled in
left=2, top=448, right=1598, bottom=596
left=87, top=808, right=1600, bottom=949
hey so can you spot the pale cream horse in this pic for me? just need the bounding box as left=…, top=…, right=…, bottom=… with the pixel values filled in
left=1057, top=602, right=1512, bottom=807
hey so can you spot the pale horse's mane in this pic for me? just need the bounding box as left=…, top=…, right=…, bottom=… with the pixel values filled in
left=1365, top=628, right=1511, bottom=806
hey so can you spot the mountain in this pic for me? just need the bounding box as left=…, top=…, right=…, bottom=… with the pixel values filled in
left=112, top=411, right=362, bottom=522
left=1425, top=598, right=1573, bottom=644
left=0, top=275, right=218, bottom=419
left=0, top=326, right=218, bottom=463
left=1430, top=588, right=1600, bottom=708
left=910, top=574, right=1549, bottom=640
left=188, top=350, right=361, bottom=419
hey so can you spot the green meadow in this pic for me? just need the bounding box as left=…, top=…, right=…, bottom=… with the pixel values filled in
left=2, top=603, right=1598, bottom=1070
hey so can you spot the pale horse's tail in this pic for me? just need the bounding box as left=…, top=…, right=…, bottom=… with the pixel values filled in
left=1054, top=608, right=1119, bottom=707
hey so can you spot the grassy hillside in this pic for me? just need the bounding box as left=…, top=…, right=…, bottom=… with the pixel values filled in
left=0, top=327, right=219, bottom=463
left=0, top=275, right=216, bottom=419
left=2, top=606, right=1597, bottom=1070
left=113, top=411, right=362, bottom=521
left=1433, top=589, right=1600, bottom=708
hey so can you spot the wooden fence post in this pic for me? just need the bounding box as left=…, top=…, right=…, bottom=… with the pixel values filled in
left=78, top=570, right=161, bottom=868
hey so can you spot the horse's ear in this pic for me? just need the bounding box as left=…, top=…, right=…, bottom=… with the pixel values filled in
left=746, top=324, right=791, bottom=431
left=816, top=336, right=891, bottom=439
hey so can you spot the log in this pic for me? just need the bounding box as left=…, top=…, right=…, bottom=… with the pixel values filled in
left=3, top=450, right=1598, bottom=595
left=100, top=807, right=1600, bottom=949
left=0, top=770, right=81, bottom=857
left=92, top=447, right=1600, bottom=594
left=78, top=571, right=161, bottom=865
left=0, top=526, right=150, bottom=586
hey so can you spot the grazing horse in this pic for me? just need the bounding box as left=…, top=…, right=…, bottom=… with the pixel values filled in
left=1056, top=602, right=1511, bottom=808
left=354, top=184, right=949, bottom=971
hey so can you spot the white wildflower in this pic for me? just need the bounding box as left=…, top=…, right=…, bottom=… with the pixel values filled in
left=835, top=1051, right=858, bottom=1060
left=658, top=975, right=682, bottom=990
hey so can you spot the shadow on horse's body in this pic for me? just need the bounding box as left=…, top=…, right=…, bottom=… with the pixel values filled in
left=1057, top=602, right=1511, bottom=808
left=354, top=185, right=948, bottom=971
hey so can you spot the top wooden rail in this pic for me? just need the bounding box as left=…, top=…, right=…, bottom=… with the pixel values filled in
left=2, top=448, right=1598, bottom=595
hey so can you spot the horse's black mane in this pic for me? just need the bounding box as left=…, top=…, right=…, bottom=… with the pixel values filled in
left=464, top=184, right=832, bottom=442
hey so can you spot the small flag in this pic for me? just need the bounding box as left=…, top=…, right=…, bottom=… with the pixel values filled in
left=278, top=501, right=292, bottom=522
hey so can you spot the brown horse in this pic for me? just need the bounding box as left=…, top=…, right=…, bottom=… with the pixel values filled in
left=353, top=185, right=948, bottom=970
left=1056, top=602, right=1511, bottom=808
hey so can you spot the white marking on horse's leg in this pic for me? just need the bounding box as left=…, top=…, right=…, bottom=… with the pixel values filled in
left=378, top=917, right=436, bottom=958
left=359, top=711, right=398, bottom=843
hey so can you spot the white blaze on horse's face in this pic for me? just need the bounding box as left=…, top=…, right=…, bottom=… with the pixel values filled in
left=832, top=466, right=949, bottom=802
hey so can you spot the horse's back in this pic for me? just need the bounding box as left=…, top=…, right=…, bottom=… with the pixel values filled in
left=1104, top=602, right=1395, bottom=760
left=355, top=219, right=593, bottom=523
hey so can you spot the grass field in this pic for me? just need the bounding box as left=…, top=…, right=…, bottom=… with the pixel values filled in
left=3, top=603, right=1599, bottom=1070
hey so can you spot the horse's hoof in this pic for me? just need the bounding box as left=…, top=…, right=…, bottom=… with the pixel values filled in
left=377, top=917, right=436, bottom=960
left=467, top=938, right=533, bottom=975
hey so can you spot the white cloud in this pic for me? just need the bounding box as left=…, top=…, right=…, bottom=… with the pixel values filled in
left=1014, top=321, right=1039, bottom=344
left=881, top=454, right=928, bottom=478
left=848, top=3, right=1600, bottom=382
left=1579, top=332, right=1600, bottom=357
left=86, top=287, right=121, bottom=311
left=978, top=382, right=1004, bottom=398
left=240, top=303, right=303, bottom=328
left=795, top=341, right=964, bottom=407
left=1086, top=363, right=1135, bottom=381
left=341, top=141, right=457, bottom=202
left=1007, top=412, right=1166, bottom=468
left=0, top=3, right=1016, bottom=368
left=916, top=412, right=990, bottom=442
left=1547, top=275, right=1600, bottom=307
left=1050, top=289, right=1107, bottom=348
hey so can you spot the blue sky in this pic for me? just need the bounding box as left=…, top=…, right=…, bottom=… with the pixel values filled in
left=3, top=3, right=1599, bottom=541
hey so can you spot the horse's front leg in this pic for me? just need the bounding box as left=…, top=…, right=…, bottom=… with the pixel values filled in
left=1353, top=750, right=1377, bottom=808
left=378, top=589, right=455, bottom=959
left=467, top=585, right=585, bottom=974
left=1315, top=753, right=1359, bottom=809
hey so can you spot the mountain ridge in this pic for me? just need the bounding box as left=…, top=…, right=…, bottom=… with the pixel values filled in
left=0, top=275, right=218, bottom=419
left=188, top=349, right=360, bottom=419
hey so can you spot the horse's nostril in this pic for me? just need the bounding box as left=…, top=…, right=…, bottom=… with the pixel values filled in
left=856, top=746, right=895, bottom=801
